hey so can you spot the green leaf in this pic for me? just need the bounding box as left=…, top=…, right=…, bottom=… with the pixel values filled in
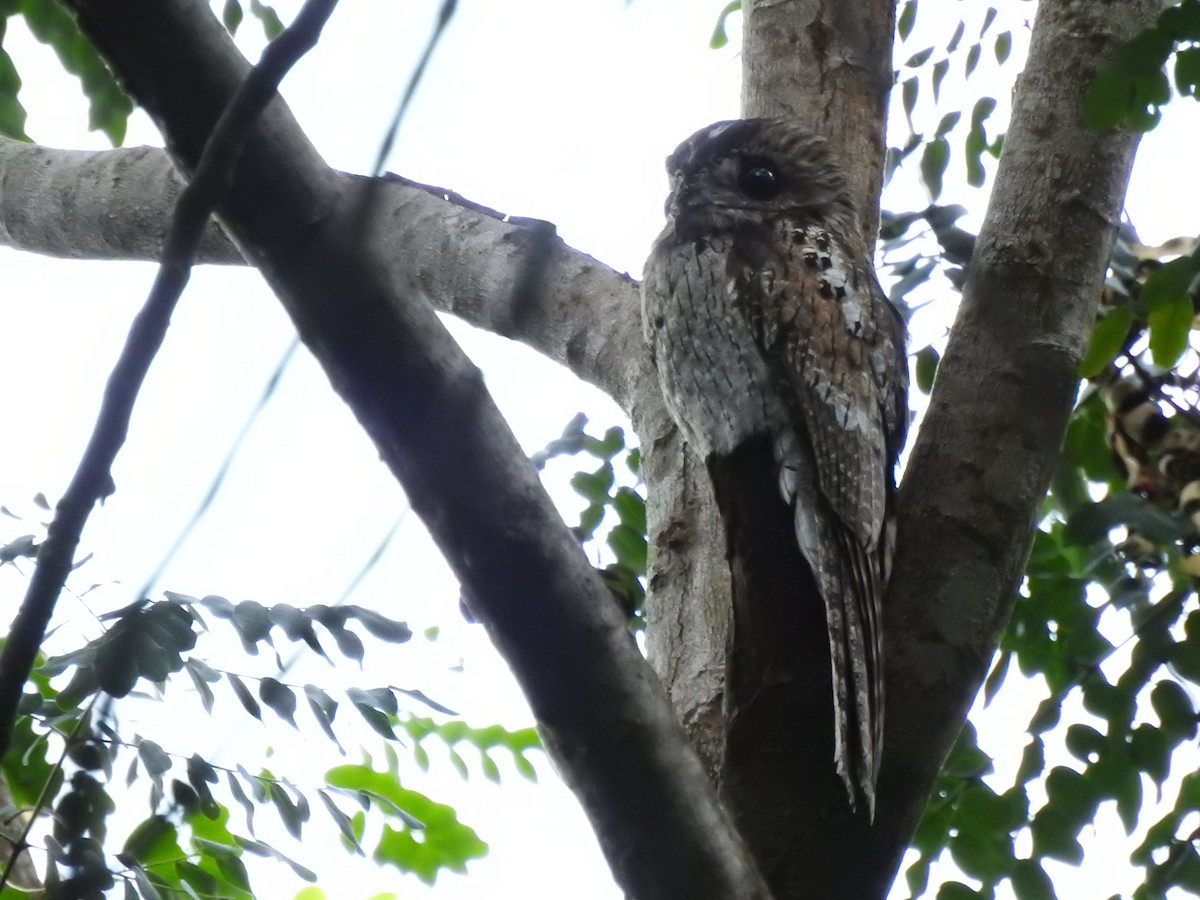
left=235, top=835, right=317, bottom=882
left=347, top=607, right=412, bottom=644
left=479, top=752, right=501, bottom=784
left=304, top=684, right=342, bottom=750
left=920, top=138, right=949, bottom=200
left=902, top=77, right=919, bottom=123
left=935, top=111, right=961, bottom=137
left=1079, top=307, right=1132, bottom=377
left=897, top=1, right=916, bottom=41
left=950, top=821, right=1013, bottom=882
left=1064, top=724, right=1106, bottom=763
left=1130, top=724, right=1171, bottom=785
left=266, top=782, right=308, bottom=840
left=222, top=0, right=244, bottom=34
left=1010, top=858, right=1055, bottom=900
left=937, top=883, right=983, bottom=900
left=138, top=740, right=172, bottom=778
left=1150, top=680, right=1196, bottom=739
left=570, top=464, right=614, bottom=503
left=1031, top=807, right=1085, bottom=864
left=326, top=621, right=365, bottom=663
left=915, top=345, right=940, bottom=394
left=709, top=0, right=740, bottom=49
left=980, top=7, right=997, bottom=37
left=965, top=43, right=981, bottom=77
left=176, top=860, right=218, bottom=895
left=347, top=688, right=399, bottom=740
left=327, top=762, right=487, bottom=882
left=259, top=678, right=298, bottom=728
left=1160, top=0, right=1200, bottom=41
left=942, top=725, right=993, bottom=778
left=121, top=815, right=182, bottom=867
left=227, top=674, right=263, bottom=721
left=186, top=754, right=220, bottom=818
left=994, top=31, right=1012, bottom=64
left=231, top=600, right=273, bottom=651
left=1084, top=68, right=1134, bottom=130
left=606, top=524, right=647, bottom=575
left=0, top=46, right=28, bottom=140
left=1148, top=293, right=1193, bottom=370
left=185, top=660, right=216, bottom=714
left=1118, top=27, right=1175, bottom=75
left=947, top=21, right=965, bottom=54
left=1176, top=46, right=1200, bottom=95
left=1114, top=765, right=1143, bottom=835
left=906, top=47, right=935, bottom=68
left=318, top=789, right=364, bottom=855
left=249, top=0, right=285, bottom=39
left=611, top=486, right=646, bottom=534
left=932, top=59, right=950, bottom=101
left=226, top=771, right=256, bottom=835
left=216, top=854, right=251, bottom=892
left=19, top=1, right=132, bottom=143
left=1028, top=698, right=1061, bottom=735
left=1064, top=493, right=1187, bottom=546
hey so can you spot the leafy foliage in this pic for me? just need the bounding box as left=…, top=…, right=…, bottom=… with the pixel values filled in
left=0, top=585, right=543, bottom=895
left=0, top=0, right=133, bottom=143
left=895, top=210, right=1200, bottom=896
left=326, top=750, right=487, bottom=884
left=889, top=3, right=1010, bottom=202
left=1084, top=0, right=1200, bottom=131
left=532, top=413, right=646, bottom=623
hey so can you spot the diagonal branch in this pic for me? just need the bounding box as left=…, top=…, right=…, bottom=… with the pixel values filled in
left=0, top=0, right=341, bottom=760
left=58, top=1, right=767, bottom=896
left=873, top=0, right=1158, bottom=892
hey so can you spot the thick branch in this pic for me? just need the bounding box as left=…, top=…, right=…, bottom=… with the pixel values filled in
left=873, top=0, right=1157, bottom=893
left=0, top=137, right=651, bottom=418
left=58, top=0, right=765, bottom=896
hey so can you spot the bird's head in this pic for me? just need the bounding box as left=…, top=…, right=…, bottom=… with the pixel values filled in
left=661, top=118, right=855, bottom=240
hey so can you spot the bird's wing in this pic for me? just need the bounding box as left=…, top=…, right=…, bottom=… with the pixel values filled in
left=732, top=219, right=901, bottom=814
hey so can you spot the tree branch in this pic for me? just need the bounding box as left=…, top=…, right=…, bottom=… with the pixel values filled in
left=874, top=0, right=1157, bottom=893
left=0, top=138, right=651, bottom=417
left=56, top=1, right=766, bottom=896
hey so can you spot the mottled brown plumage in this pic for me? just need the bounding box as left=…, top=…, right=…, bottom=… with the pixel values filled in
left=641, top=118, right=908, bottom=816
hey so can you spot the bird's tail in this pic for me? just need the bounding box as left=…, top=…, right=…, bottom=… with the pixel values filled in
left=805, top=506, right=884, bottom=820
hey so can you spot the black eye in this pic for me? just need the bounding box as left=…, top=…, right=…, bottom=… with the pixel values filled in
left=737, top=160, right=782, bottom=201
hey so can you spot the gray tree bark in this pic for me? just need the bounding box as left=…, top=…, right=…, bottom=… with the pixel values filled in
left=645, top=0, right=1155, bottom=896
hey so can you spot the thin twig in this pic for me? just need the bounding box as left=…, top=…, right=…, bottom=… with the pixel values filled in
left=0, top=697, right=96, bottom=893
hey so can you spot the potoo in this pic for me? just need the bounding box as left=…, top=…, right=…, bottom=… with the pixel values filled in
left=641, top=118, right=908, bottom=817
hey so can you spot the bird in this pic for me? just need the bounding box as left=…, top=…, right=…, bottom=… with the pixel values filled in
left=641, top=118, right=908, bottom=817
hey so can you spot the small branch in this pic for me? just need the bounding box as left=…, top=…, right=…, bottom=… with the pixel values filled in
left=0, top=697, right=94, bottom=894
left=0, top=0, right=340, bottom=760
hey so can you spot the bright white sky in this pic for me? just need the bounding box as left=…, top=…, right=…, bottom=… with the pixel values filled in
left=0, top=1, right=1197, bottom=898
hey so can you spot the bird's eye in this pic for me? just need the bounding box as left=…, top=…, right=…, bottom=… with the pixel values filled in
left=737, top=160, right=782, bottom=201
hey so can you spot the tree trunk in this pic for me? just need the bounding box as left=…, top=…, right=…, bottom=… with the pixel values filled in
left=645, top=0, right=1156, bottom=896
